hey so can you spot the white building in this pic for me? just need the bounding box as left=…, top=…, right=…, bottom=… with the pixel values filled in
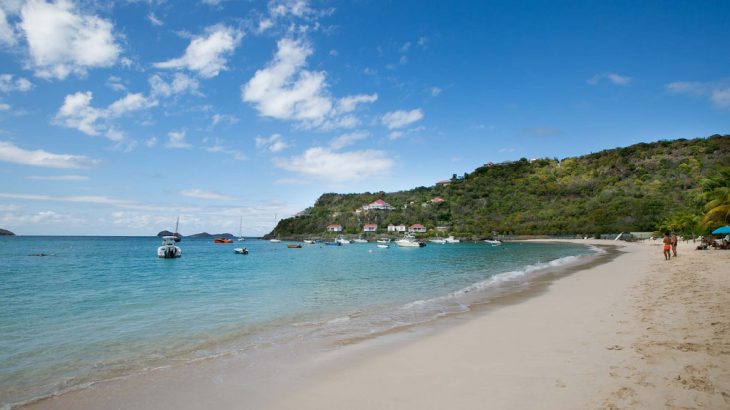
left=363, top=224, right=378, bottom=232
left=326, top=224, right=343, bottom=232
left=363, top=199, right=395, bottom=211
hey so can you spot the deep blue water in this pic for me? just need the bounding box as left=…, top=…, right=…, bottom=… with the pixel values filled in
left=0, top=236, right=595, bottom=407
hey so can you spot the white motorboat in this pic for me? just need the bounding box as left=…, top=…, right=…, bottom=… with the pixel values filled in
left=484, top=239, right=502, bottom=246
left=157, top=236, right=182, bottom=258
left=429, top=237, right=447, bottom=244
left=352, top=238, right=368, bottom=243
left=376, top=238, right=391, bottom=244
left=395, top=235, right=425, bottom=248
left=336, top=236, right=351, bottom=245
left=233, top=247, right=248, bottom=254
left=444, top=235, right=460, bottom=243
left=303, top=239, right=316, bottom=244
left=270, top=238, right=281, bottom=243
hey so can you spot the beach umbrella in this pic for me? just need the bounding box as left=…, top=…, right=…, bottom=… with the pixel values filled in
left=711, top=225, right=730, bottom=235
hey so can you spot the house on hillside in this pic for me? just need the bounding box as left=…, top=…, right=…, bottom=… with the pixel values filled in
left=436, top=180, right=451, bottom=187
left=431, top=197, right=445, bottom=204
left=363, top=224, right=378, bottom=232
left=409, top=224, right=427, bottom=233
left=326, top=224, right=343, bottom=232
left=388, top=224, right=407, bottom=233
left=363, top=199, right=395, bottom=211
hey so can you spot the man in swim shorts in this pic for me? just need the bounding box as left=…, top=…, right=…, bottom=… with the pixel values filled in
left=670, top=231, right=678, bottom=257
left=663, top=232, right=672, bottom=260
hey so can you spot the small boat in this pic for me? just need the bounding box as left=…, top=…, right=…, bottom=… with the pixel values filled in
left=233, top=247, right=249, bottom=254
left=352, top=238, right=368, bottom=243
left=395, top=235, right=426, bottom=248
left=429, top=237, right=447, bottom=244
left=303, top=239, right=316, bottom=244
left=377, top=244, right=389, bottom=248
left=287, top=244, right=302, bottom=249
left=444, top=235, right=460, bottom=243
left=484, top=239, right=502, bottom=246
left=324, top=241, right=342, bottom=246
left=214, top=237, right=233, bottom=243
left=157, top=236, right=182, bottom=258
left=269, top=238, right=281, bottom=243
left=336, top=236, right=351, bottom=245
left=376, top=238, right=391, bottom=244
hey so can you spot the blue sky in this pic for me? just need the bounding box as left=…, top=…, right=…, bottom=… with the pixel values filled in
left=0, top=0, right=728, bottom=236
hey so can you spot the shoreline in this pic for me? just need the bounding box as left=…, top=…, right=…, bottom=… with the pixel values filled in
left=20, top=240, right=730, bottom=409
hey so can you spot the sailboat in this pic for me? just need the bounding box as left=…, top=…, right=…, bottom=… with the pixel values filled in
left=270, top=213, right=281, bottom=243
left=173, top=216, right=181, bottom=242
left=237, top=216, right=245, bottom=242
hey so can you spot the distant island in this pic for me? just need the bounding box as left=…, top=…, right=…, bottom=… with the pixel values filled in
left=270, top=135, right=730, bottom=239
left=156, top=230, right=182, bottom=239
left=188, top=232, right=235, bottom=238
left=0, top=228, right=15, bottom=236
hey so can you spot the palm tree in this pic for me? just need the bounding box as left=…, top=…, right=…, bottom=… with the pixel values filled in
left=703, top=187, right=730, bottom=228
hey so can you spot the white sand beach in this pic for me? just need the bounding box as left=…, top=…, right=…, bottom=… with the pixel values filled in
left=25, top=240, right=730, bottom=409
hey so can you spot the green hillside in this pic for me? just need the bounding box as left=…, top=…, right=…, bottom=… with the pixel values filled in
left=269, top=135, right=730, bottom=239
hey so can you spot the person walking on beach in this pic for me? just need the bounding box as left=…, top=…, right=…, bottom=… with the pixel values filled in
left=670, top=232, right=678, bottom=257
left=663, top=232, right=672, bottom=260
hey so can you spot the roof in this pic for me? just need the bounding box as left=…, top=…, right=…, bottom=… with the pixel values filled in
left=431, top=197, right=445, bottom=203
left=410, top=224, right=425, bottom=228
left=327, top=224, right=342, bottom=228
left=387, top=224, right=395, bottom=226
left=363, top=224, right=377, bottom=227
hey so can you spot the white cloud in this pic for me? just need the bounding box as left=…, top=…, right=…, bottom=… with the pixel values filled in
left=179, top=188, right=234, bottom=200
left=382, top=108, right=424, bottom=129
left=145, top=137, right=157, bottom=147
left=0, top=74, right=33, bottom=92
left=335, top=93, right=377, bottom=114
left=389, top=131, right=403, bottom=140
left=0, top=192, right=136, bottom=207
left=106, top=75, right=126, bottom=92
left=0, top=140, right=99, bottom=168
left=26, top=174, right=89, bottom=180
left=55, top=91, right=157, bottom=138
left=242, top=38, right=375, bottom=129
left=429, top=86, right=442, bottom=97
left=202, top=137, right=246, bottom=160
left=166, top=130, right=191, bottom=149
left=63, top=91, right=155, bottom=134
left=269, top=0, right=312, bottom=18
left=0, top=7, right=17, bottom=46
left=587, top=72, right=632, bottom=86
left=243, top=38, right=331, bottom=122
left=154, top=25, right=242, bottom=78
left=149, top=73, right=201, bottom=97
left=330, top=130, right=368, bottom=150
left=0, top=210, right=82, bottom=225
left=666, top=81, right=730, bottom=108
left=19, top=0, right=121, bottom=79
left=0, top=102, right=9, bottom=110
left=147, top=12, right=163, bottom=26
left=273, top=147, right=393, bottom=182
left=106, top=93, right=158, bottom=117
left=255, top=133, right=289, bottom=152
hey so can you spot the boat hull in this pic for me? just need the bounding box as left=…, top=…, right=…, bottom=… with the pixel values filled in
left=157, top=246, right=182, bottom=258
left=233, top=247, right=248, bottom=254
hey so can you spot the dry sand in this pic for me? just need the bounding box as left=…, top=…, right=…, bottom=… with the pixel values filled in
left=24, top=240, right=730, bottom=409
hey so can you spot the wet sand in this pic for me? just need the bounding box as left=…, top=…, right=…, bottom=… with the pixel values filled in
left=24, top=240, right=730, bottom=409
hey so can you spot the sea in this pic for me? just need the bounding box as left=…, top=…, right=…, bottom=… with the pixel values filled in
left=0, top=236, right=599, bottom=408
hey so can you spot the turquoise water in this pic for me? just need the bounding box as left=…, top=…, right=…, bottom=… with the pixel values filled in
left=0, top=237, right=595, bottom=407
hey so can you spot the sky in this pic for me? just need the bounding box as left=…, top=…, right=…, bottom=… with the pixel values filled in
left=0, top=0, right=728, bottom=236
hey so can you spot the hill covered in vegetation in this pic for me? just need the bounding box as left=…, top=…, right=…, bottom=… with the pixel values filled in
left=269, top=135, right=730, bottom=239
